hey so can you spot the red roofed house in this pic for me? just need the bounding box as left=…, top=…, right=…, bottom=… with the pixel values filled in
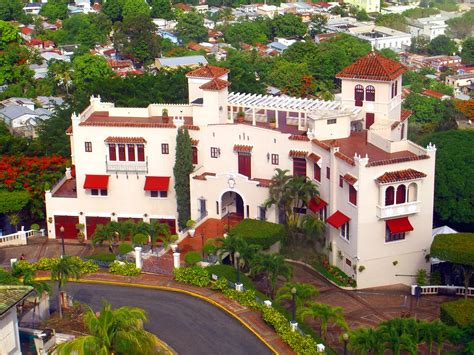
left=45, top=55, right=436, bottom=289
left=421, top=89, right=450, bottom=100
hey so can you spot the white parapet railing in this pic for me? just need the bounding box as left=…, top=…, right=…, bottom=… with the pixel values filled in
left=411, top=285, right=474, bottom=297
left=0, top=228, right=44, bottom=248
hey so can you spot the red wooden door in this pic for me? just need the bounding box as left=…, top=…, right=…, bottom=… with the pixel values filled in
left=238, top=153, right=251, bottom=178
left=54, top=215, right=79, bottom=239
left=86, top=216, right=111, bottom=239
left=366, top=113, right=375, bottom=129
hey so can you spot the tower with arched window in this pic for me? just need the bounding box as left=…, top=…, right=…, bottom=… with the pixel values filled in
left=336, top=51, right=406, bottom=134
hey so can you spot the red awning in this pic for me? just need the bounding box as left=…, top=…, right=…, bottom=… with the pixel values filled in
left=144, top=176, right=170, bottom=191
left=308, top=197, right=327, bottom=213
left=83, top=175, right=109, bottom=189
left=386, top=217, right=413, bottom=234
left=326, top=210, right=350, bottom=228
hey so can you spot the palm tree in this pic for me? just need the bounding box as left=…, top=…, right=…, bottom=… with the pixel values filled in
left=265, top=168, right=292, bottom=224
left=348, top=327, right=385, bottom=354
left=379, top=319, right=417, bottom=355
left=55, top=300, right=159, bottom=355
left=300, top=213, right=325, bottom=245
left=149, top=220, right=170, bottom=251
left=50, top=256, right=82, bottom=319
left=251, top=253, right=292, bottom=298
left=276, top=282, right=319, bottom=308
left=299, top=302, right=348, bottom=340
left=286, top=175, right=319, bottom=229
left=426, top=319, right=455, bottom=355
left=215, top=234, right=248, bottom=266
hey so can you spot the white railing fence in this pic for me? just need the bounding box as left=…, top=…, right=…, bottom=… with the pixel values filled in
left=412, top=284, right=474, bottom=297
left=0, top=227, right=44, bottom=247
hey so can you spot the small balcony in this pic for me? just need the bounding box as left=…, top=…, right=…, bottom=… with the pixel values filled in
left=105, top=157, right=148, bottom=174
left=376, top=201, right=421, bottom=219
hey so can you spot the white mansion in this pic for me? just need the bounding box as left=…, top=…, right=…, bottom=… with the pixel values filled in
left=45, top=52, right=436, bottom=289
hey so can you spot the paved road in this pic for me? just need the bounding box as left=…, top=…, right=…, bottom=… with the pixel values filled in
left=65, top=283, right=272, bottom=355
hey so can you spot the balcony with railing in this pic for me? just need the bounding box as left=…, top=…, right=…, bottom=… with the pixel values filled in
left=105, top=156, right=148, bottom=174
left=376, top=201, right=421, bottom=219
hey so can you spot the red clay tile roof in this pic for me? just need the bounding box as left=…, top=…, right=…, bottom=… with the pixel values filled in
left=343, top=173, right=358, bottom=185
left=191, top=139, right=199, bottom=145
left=367, top=155, right=430, bottom=167
left=80, top=112, right=176, bottom=128
left=311, top=139, right=331, bottom=151
left=289, top=150, right=308, bottom=158
left=186, top=64, right=229, bottom=79
left=307, top=153, right=321, bottom=162
left=199, top=78, right=230, bottom=91
left=376, top=169, right=427, bottom=183
left=289, top=134, right=310, bottom=141
left=335, top=151, right=355, bottom=166
left=21, top=27, right=33, bottom=35
left=401, top=109, right=412, bottom=122
left=183, top=124, right=200, bottom=130
left=251, top=178, right=271, bottom=187
left=104, top=137, right=147, bottom=144
left=336, top=51, right=407, bottom=82
left=193, top=172, right=216, bottom=180
left=234, top=144, right=253, bottom=153
left=65, top=126, right=72, bottom=134
left=422, top=89, right=446, bottom=99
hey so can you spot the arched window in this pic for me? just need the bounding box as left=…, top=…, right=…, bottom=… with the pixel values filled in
left=396, top=185, right=406, bottom=204
left=354, top=85, right=364, bottom=106
left=385, top=186, right=395, bottom=206
left=365, top=85, right=375, bottom=101
left=407, top=183, right=417, bottom=202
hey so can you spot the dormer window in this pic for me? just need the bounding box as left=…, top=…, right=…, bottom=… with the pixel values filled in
left=365, top=85, right=375, bottom=101
left=354, top=85, right=364, bottom=106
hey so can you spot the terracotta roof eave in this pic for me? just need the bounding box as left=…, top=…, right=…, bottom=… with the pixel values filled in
left=79, top=122, right=176, bottom=128
left=376, top=168, right=427, bottom=184
left=367, top=155, right=430, bottom=168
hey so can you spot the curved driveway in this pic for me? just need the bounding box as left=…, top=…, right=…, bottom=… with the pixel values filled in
left=65, top=282, right=272, bottom=355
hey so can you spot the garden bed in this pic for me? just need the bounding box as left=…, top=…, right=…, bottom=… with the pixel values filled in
left=441, top=298, right=474, bottom=328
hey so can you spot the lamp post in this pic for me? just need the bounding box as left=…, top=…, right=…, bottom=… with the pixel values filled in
left=291, top=287, right=297, bottom=323
left=234, top=251, right=243, bottom=291
left=59, top=226, right=65, bottom=257
left=343, top=333, right=349, bottom=355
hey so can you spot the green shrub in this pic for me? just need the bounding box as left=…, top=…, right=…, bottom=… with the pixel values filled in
left=184, top=251, right=201, bottom=265
left=30, top=223, right=40, bottom=231
left=206, top=265, right=255, bottom=290
left=85, top=252, right=116, bottom=262
left=230, top=219, right=284, bottom=249
left=441, top=299, right=474, bottom=328
left=117, top=243, right=133, bottom=255
left=416, top=269, right=428, bottom=286
left=108, top=261, right=141, bottom=276
left=132, top=233, right=148, bottom=246
left=314, top=261, right=356, bottom=288
left=431, top=233, right=474, bottom=266
left=80, top=260, right=99, bottom=274
left=173, top=266, right=210, bottom=287
left=34, top=257, right=60, bottom=271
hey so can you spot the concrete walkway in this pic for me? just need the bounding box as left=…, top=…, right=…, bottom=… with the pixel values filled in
left=36, top=271, right=293, bottom=354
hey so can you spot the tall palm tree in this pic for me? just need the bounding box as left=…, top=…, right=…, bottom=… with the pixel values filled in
left=348, top=327, right=385, bottom=354
left=265, top=168, right=292, bottom=224
left=251, top=254, right=292, bottom=298
left=300, top=213, right=325, bottom=245
left=427, top=319, right=455, bottom=355
left=276, top=282, right=319, bottom=309
left=50, top=256, right=82, bottom=319
left=215, top=234, right=248, bottom=266
left=55, top=301, right=159, bottom=355
left=299, top=302, right=348, bottom=340
left=286, top=175, right=319, bottom=228
left=379, top=319, right=417, bottom=355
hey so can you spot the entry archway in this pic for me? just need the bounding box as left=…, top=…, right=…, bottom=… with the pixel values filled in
left=221, top=191, right=245, bottom=222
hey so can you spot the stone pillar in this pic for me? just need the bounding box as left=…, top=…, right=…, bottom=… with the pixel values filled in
left=134, top=247, right=142, bottom=269
left=173, top=252, right=181, bottom=268
left=252, top=108, right=256, bottom=126
left=235, top=283, right=243, bottom=292
left=316, top=344, right=325, bottom=353
left=290, top=321, right=298, bottom=332
left=264, top=300, right=272, bottom=307
left=275, top=109, right=279, bottom=128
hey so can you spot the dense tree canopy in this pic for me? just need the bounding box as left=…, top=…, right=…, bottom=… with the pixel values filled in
left=102, top=0, right=123, bottom=22
left=375, top=13, right=407, bottom=32
left=39, top=0, right=68, bottom=21
left=219, top=50, right=266, bottom=94
left=402, top=7, right=440, bottom=19
left=122, top=0, right=151, bottom=19
left=420, top=130, right=474, bottom=228
left=428, top=35, right=457, bottom=56
left=269, top=13, right=307, bottom=39
left=72, top=54, right=114, bottom=89
left=224, top=20, right=268, bottom=47
left=176, top=11, right=208, bottom=44
left=447, top=10, right=474, bottom=40
left=0, top=0, right=24, bottom=21
left=309, top=14, right=327, bottom=37
left=113, top=13, right=160, bottom=65
left=461, top=37, right=474, bottom=65
left=150, top=0, right=174, bottom=20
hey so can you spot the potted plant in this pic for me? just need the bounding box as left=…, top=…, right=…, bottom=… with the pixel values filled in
left=269, top=117, right=276, bottom=129
left=170, top=235, right=179, bottom=252
left=236, top=111, right=245, bottom=123
left=186, top=219, right=196, bottom=237
left=162, top=108, right=169, bottom=123
left=76, top=223, right=85, bottom=244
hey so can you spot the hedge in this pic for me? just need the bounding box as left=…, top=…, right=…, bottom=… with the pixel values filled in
left=108, top=261, right=141, bottom=276
left=85, top=252, right=116, bottom=262
left=230, top=219, right=284, bottom=249
left=431, top=233, right=474, bottom=266
left=441, top=299, right=474, bottom=328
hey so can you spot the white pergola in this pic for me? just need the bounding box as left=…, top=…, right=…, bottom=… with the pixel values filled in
left=227, top=92, right=359, bottom=129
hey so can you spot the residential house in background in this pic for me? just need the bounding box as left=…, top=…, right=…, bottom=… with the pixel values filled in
left=45, top=53, right=436, bottom=289
left=407, top=15, right=448, bottom=41
left=344, top=0, right=381, bottom=13
left=446, top=73, right=474, bottom=95
left=155, top=55, right=208, bottom=70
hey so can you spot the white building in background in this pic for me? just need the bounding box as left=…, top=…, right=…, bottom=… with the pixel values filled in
left=344, top=0, right=381, bottom=13
left=326, top=18, right=412, bottom=51
left=408, top=16, right=448, bottom=41
left=45, top=53, right=436, bottom=289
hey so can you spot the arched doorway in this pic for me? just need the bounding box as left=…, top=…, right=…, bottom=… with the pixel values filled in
left=221, top=191, right=244, bottom=221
